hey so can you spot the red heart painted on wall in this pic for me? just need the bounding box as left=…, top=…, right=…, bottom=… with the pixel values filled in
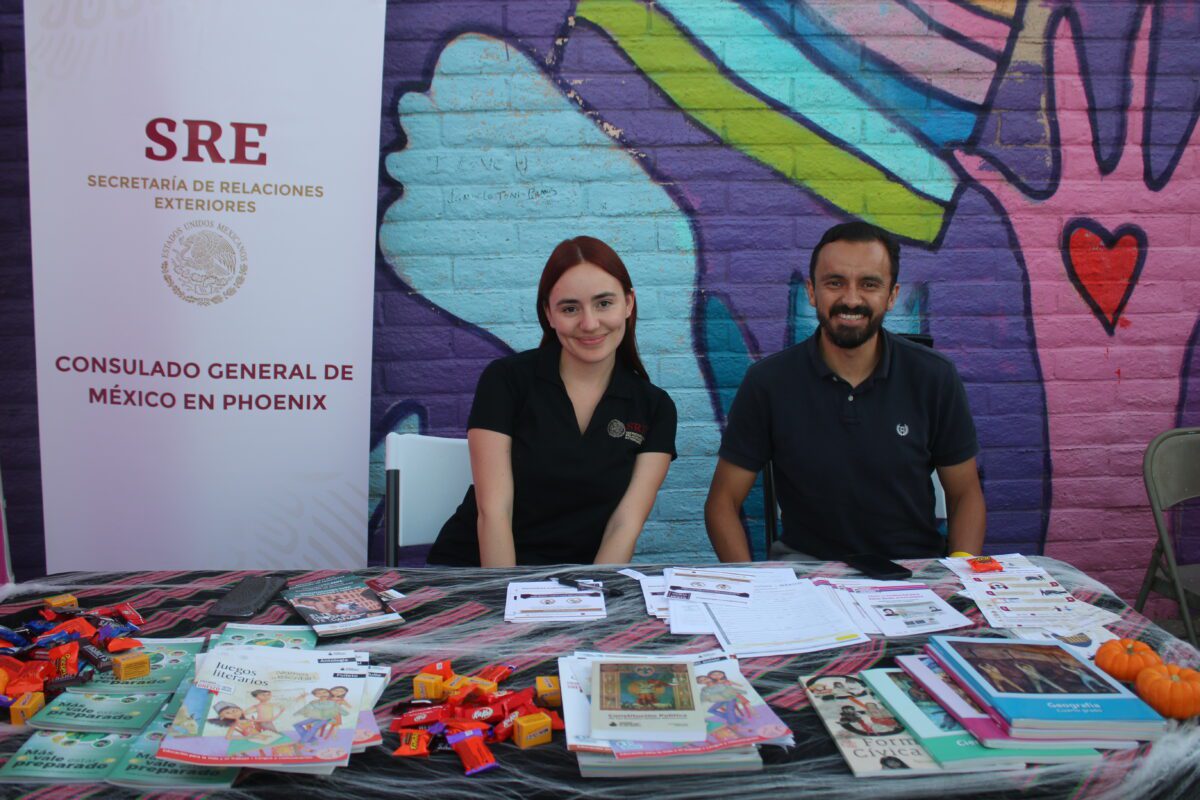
left=1061, top=219, right=1147, bottom=335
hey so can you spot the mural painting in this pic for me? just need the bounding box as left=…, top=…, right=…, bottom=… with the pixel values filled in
left=368, top=0, right=1200, bottom=601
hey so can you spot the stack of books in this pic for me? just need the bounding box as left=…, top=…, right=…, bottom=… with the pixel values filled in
left=559, top=649, right=793, bottom=777
left=157, top=643, right=388, bottom=775
left=923, top=636, right=1167, bottom=744
left=806, top=636, right=1166, bottom=778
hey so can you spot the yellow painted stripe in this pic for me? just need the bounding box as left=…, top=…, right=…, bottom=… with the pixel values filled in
left=960, top=0, right=1018, bottom=20
left=576, top=0, right=944, bottom=242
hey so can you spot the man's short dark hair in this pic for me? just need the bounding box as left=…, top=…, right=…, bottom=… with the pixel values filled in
left=808, top=221, right=900, bottom=286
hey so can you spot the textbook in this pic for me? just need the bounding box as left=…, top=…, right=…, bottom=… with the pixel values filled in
left=29, top=692, right=168, bottom=734
left=926, top=636, right=1166, bottom=740
left=801, top=672, right=941, bottom=776
left=861, top=667, right=1099, bottom=769
left=577, top=747, right=762, bottom=777
left=211, top=622, right=317, bottom=650
left=70, top=637, right=206, bottom=696
left=282, top=575, right=404, bottom=636
left=895, top=654, right=1105, bottom=756
left=560, top=650, right=779, bottom=776
left=589, top=660, right=707, bottom=742
left=607, top=653, right=793, bottom=758
left=157, top=645, right=367, bottom=770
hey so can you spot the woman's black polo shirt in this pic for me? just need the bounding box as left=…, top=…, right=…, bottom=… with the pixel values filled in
left=427, top=342, right=677, bottom=566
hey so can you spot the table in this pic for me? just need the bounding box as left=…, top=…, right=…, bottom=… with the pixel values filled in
left=0, top=556, right=1196, bottom=799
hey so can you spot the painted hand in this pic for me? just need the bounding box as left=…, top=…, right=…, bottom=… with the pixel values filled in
left=952, top=8, right=1200, bottom=576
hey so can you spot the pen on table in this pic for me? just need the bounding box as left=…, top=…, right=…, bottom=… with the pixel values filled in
left=552, top=576, right=624, bottom=597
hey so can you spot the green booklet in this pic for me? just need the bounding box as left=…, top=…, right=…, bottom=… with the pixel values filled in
left=0, top=724, right=238, bottom=788
left=30, top=692, right=167, bottom=734
left=107, top=718, right=239, bottom=789
left=71, top=637, right=206, bottom=696
left=211, top=623, right=317, bottom=650
left=0, top=730, right=132, bottom=783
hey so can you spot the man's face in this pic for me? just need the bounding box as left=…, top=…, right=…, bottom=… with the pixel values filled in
left=807, top=239, right=898, bottom=350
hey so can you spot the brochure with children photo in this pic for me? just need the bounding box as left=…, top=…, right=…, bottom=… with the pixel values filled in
left=157, top=647, right=366, bottom=768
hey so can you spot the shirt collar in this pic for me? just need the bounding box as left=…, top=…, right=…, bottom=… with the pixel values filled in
left=535, top=338, right=636, bottom=398
left=803, top=328, right=894, bottom=382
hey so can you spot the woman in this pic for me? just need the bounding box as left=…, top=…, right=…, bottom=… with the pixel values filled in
left=427, top=236, right=676, bottom=567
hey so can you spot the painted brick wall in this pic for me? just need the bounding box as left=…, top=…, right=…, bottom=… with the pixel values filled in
left=2, top=1, right=1199, bottom=610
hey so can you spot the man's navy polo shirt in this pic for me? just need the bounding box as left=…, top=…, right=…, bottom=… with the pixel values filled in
left=427, top=341, right=677, bottom=567
left=718, top=329, right=978, bottom=559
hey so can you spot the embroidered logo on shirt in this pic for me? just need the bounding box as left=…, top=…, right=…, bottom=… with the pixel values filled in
left=896, top=424, right=909, bottom=436
left=609, top=420, right=647, bottom=444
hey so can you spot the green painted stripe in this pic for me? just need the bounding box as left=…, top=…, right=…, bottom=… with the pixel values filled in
left=575, top=0, right=945, bottom=242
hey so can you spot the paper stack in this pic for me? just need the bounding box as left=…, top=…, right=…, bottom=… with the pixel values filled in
left=560, top=649, right=793, bottom=777
left=505, top=581, right=607, bottom=622
left=813, top=578, right=972, bottom=637
left=943, top=554, right=1121, bottom=632
left=633, top=566, right=870, bottom=655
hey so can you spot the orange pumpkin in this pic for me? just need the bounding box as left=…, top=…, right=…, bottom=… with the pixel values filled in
left=1135, top=663, right=1200, bottom=720
left=1094, top=639, right=1162, bottom=682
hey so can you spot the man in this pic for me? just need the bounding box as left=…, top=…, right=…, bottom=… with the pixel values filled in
left=704, top=221, right=985, bottom=562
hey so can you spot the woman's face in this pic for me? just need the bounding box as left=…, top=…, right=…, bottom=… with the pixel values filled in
left=219, top=707, right=242, bottom=720
left=544, top=262, right=633, bottom=370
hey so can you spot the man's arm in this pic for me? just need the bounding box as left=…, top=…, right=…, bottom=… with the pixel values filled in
left=936, top=457, right=986, bottom=556
left=704, top=458, right=759, bottom=562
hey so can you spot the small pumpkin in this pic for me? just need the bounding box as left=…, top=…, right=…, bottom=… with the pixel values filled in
left=1135, top=663, right=1200, bottom=720
left=1094, top=639, right=1162, bottom=682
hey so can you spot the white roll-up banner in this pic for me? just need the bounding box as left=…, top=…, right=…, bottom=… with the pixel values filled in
left=25, top=1, right=386, bottom=571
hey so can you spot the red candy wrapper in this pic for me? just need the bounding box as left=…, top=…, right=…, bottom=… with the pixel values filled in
left=447, top=683, right=485, bottom=708
left=0, top=656, right=24, bottom=681
left=47, top=642, right=79, bottom=678
left=419, top=660, right=454, bottom=680
left=106, top=638, right=142, bottom=653
left=967, top=556, right=1004, bottom=573
left=446, top=728, right=498, bottom=776
left=114, top=603, right=144, bottom=626
left=38, top=617, right=96, bottom=643
left=474, top=664, right=514, bottom=685
left=392, top=704, right=447, bottom=729
left=497, top=687, right=535, bottom=715
left=391, top=728, right=432, bottom=757
left=492, top=708, right=522, bottom=743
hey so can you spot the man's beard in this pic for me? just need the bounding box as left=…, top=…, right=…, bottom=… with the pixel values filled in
left=818, top=303, right=884, bottom=349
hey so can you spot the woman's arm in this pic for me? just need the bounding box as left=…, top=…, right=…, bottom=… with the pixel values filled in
left=469, top=427, right=517, bottom=567
left=593, top=452, right=672, bottom=564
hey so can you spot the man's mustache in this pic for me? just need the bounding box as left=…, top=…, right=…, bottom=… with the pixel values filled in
left=829, top=304, right=872, bottom=318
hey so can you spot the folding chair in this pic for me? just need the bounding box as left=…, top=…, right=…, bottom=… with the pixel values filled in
left=383, top=433, right=472, bottom=567
left=1134, top=427, right=1200, bottom=648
